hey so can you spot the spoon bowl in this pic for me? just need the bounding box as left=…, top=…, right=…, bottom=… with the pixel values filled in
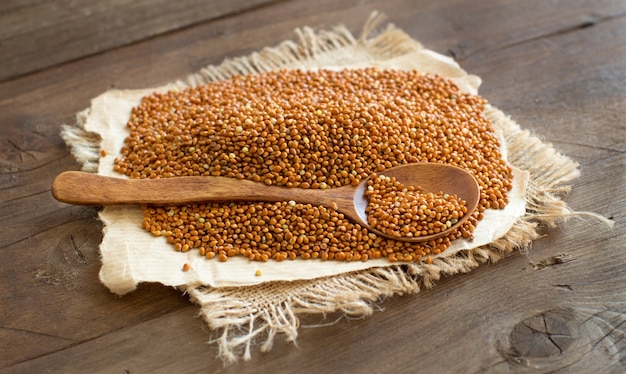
left=52, top=163, right=480, bottom=242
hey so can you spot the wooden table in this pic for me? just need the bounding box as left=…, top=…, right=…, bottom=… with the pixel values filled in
left=2, top=1, right=625, bottom=372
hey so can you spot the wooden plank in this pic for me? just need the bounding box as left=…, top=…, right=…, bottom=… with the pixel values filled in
left=1, top=0, right=624, bottom=372
left=0, top=0, right=44, bottom=14
left=0, top=0, right=280, bottom=82
left=434, top=0, right=626, bottom=62
left=6, top=307, right=215, bottom=374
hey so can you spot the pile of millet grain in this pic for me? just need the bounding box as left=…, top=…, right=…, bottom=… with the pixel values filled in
left=365, top=173, right=468, bottom=239
left=114, top=68, right=513, bottom=263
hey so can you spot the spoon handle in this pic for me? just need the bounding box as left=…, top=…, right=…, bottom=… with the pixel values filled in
left=52, top=171, right=337, bottom=206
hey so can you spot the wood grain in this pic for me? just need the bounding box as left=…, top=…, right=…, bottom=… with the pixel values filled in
left=0, top=0, right=280, bottom=82
left=1, top=0, right=625, bottom=372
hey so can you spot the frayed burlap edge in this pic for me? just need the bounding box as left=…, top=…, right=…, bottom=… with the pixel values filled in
left=61, top=12, right=613, bottom=364
left=61, top=108, right=101, bottom=172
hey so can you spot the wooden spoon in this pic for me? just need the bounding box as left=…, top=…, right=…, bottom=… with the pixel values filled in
left=52, top=163, right=480, bottom=242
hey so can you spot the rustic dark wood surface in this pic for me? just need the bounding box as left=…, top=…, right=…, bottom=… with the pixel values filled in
left=1, top=0, right=624, bottom=373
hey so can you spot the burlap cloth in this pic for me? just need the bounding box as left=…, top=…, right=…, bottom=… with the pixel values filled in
left=61, top=13, right=612, bottom=363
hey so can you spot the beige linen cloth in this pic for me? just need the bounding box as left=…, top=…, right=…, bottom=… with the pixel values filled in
left=62, top=13, right=611, bottom=363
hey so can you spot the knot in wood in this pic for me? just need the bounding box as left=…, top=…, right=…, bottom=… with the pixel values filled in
left=509, top=308, right=580, bottom=358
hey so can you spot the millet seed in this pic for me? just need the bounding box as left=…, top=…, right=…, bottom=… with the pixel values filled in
left=118, top=68, right=513, bottom=262
left=365, top=173, right=467, bottom=238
